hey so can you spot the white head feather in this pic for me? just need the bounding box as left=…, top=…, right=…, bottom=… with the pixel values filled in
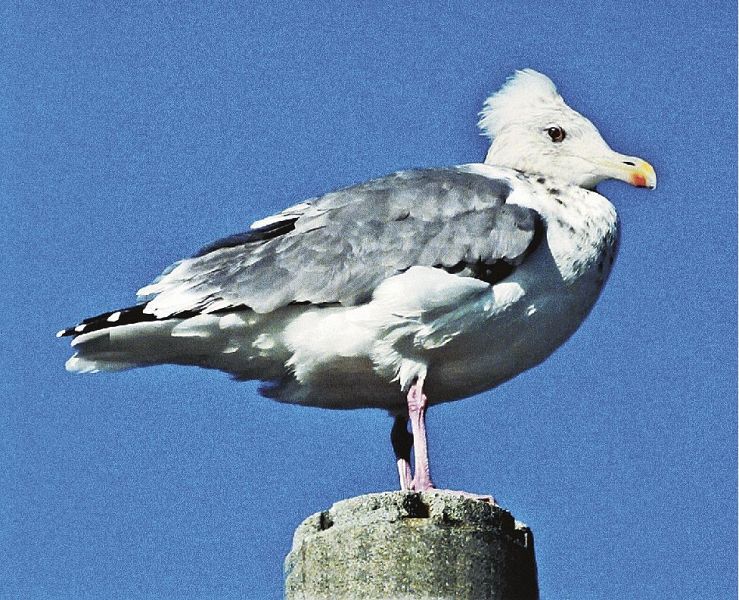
left=478, top=69, right=565, bottom=140
left=478, top=69, right=656, bottom=190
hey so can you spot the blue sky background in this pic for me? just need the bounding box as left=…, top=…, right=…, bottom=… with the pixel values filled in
left=2, top=2, right=736, bottom=599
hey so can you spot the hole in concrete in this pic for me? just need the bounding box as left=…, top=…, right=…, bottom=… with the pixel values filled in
left=319, top=511, right=333, bottom=530
left=401, top=494, right=430, bottom=518
left=441, top=508, right=461, bottom=525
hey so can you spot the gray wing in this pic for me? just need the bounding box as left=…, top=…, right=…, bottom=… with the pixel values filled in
left=139, top=168, right=542, bottom=316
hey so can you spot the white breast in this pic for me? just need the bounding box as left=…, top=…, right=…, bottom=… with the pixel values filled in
left=418, top=167, right=620, bottom=403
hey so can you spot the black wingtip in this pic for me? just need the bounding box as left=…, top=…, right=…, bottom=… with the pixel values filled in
left=57, top=305, right=156, bottom=339
left=57, top=304, right=204, bottom=340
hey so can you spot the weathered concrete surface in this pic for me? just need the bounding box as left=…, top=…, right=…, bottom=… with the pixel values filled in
left=284, top=490, right=538, bottom=600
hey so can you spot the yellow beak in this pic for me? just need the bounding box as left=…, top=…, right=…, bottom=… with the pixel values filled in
left=625, top=158, right=657, bottom=189
left=596, top=154, right=657, bottom=189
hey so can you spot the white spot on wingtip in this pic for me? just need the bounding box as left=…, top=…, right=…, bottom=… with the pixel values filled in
left=526, top=304, right=537, bottom=316
left=56, top=329, right=66, bottom=338
left=74, top=325, right=85, bottom=332
left=107, top=311, right=121, bottom=323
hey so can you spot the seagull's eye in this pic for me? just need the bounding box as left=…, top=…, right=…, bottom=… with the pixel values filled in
left=546, top=126, right=566, bottom=143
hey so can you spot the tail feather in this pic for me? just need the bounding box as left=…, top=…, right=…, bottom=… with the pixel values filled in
left=59, top=303, right=211, bottom=373
left=59, top=306, right=290, bottom=380
left=64, top=318, right=191, bottom=373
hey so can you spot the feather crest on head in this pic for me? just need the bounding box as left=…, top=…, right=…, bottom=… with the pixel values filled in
left=478, top=69, right=565, bottom=140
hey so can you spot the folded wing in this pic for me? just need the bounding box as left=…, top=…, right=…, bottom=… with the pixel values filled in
left=138, top=167, right=542, bottom=317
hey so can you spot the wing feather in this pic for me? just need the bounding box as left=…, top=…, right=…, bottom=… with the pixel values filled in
left=139, top=168, right=541, bottom=316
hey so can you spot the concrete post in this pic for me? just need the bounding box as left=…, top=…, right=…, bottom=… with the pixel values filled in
left=284, top=490, right=538, bottom=600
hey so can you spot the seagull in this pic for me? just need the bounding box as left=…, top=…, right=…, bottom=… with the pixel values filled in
left=58, top=70, right=656, bottom=493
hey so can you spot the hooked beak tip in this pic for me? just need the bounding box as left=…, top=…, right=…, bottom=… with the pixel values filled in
left=628, top=160, right=657, bottom=190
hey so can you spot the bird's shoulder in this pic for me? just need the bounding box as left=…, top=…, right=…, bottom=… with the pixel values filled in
left=196, top=165, right=522, bottom=258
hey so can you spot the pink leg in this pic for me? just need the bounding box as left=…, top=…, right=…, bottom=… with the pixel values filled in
left=407, top=379, right=435, bottom=491
left=391, top=416, right=413, bottom=491
left=393, top=380, right=494, bottom=502
left=397, top=460, right=413, bottom=491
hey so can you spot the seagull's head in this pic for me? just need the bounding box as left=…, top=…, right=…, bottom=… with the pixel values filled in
left=479, top=69, right=656, bottom=190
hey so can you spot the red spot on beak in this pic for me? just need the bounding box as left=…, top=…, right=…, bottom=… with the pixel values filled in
left=631, top=173, right=647, bottom=187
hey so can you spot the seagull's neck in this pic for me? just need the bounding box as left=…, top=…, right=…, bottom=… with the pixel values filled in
left=483, top=147, right=551, bottom=182
left=483, top=145, right=514, bottom=170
